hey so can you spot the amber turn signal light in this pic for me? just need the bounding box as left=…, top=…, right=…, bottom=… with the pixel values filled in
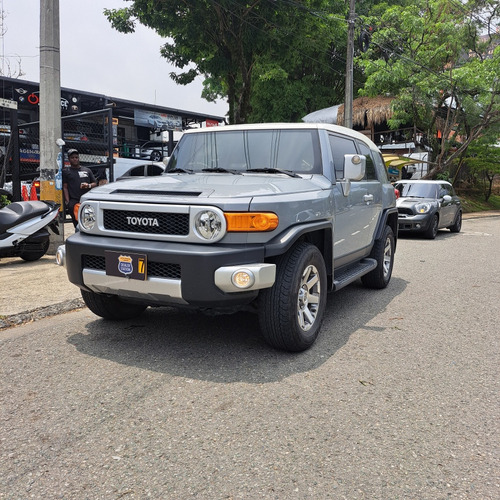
left=225, top=212, right=279, bottom=232
left=73, top=203, right=81, bottom=220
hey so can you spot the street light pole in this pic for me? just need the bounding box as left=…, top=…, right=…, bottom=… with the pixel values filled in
left=344, top=0, right=355, bottom=129
left=40, top=0, right=64, bottom=250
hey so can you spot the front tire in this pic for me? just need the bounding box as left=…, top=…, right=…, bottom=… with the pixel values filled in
left=448, top=210, right=462, bottom=233
left=362, top=225, right=395, bottom=289
left=424, top=214, right=439, bottom=239
left=81, top=290, right=147, bottom=320
left=20, top=238, right=50, bottom=261
left=258, top=242, right=327, bottom=352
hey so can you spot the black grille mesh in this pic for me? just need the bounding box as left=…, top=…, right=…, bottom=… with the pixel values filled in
left=82, top=255, right=181, bottom=280
left=83, top=255, right=104, bottom=270
left=398, top=207, right=414, bottom=216
left=103, top=210, right=189, bottom=235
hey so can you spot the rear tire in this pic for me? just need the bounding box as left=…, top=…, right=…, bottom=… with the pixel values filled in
left=362, top=225, right=395, bottom=289
left=150, top=151, right=162, bottom=162
left=449, top=210, right=462, bottom=233
left=258, top=242, right=327, bottom=352
left=20, top=238, right=50, bottom=261
left=81, top=290, right=147, bottom=320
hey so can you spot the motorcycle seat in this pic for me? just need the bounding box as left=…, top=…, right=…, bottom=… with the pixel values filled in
left=0, top=201, right=51, bottom=233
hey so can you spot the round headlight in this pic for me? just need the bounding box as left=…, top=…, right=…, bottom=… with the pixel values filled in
left=79, top=204, right=96, bottom=230
left=415, top=202, right=431, bottom=214
left=195, top=210, right=222, bottom=240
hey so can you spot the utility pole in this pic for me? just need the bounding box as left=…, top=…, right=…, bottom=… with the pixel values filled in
left=40, top=0, right=64, bottom=251
left=344, top=0, right=355, bottom=129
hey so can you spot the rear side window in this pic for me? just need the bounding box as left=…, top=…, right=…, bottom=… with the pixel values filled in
left=372, top=149, right=389, bottom=183
left=356, top=142, right=377, bottom=180
left=328, top=134, right=358, bottom=179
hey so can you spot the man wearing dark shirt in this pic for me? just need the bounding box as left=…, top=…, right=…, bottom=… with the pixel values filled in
left=62, top=148, right=97, bottom=227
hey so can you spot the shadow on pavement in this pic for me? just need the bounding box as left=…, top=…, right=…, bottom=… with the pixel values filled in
left=67, top=276, right=408, bottom=384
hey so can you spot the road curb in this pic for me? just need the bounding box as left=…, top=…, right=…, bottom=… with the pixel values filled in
left=0, top=298, right=86, bottom=331
left=462, top=210, right=500, bottom=219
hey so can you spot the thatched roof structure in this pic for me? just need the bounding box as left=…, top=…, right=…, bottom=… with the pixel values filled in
left=337, top=96, right=394, bottom=128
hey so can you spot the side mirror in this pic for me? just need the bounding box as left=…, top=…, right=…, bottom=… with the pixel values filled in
left=442, top=195, right=452, bottom=203
left=338, top=154, right=366, bottom=197
left=344, top=154, right=366, bottom=181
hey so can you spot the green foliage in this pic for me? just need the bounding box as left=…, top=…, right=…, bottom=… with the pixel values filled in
left=105, top=0, right=348, bottom=124
left=104, top=0, right=499, bottom=131
left=461, top=138, right=500, bottom=200
left=0, top=194, right=10, bottom=208
left=357, top=0, right=500, bottom=176
left=248, top=5, right=348, bottom=123
left=459, top=191, right=500, bottom=212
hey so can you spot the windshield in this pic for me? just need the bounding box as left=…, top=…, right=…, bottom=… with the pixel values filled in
left=395, top=182, right=438, bottom=199
left=166, top=129, right=322, bottom=174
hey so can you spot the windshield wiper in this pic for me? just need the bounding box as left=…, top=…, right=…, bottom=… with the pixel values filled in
left=246, top=168, right=300, bottom=178
left=201, top=167, right=242, bottom=175
left=166, top=167, right=194, bottom=174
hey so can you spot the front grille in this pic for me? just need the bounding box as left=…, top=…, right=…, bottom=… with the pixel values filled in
left=103, top=210, right=189, bottom=235
left=148, top=261, right=181, bottom=279
left=83, top=254, right=105, bottom=270
left=398, top=207, right=414, bottom=216
left=82, top=254, right=181, bottom=280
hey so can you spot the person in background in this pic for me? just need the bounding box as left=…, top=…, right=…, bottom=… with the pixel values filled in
left=92, top=161, right=108, bottom=186
left=62, top=148, right=97, bottom=227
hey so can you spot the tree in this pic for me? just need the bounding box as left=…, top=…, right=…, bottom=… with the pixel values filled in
left=105, top=0, right=348, bottom=124
left=356, top=0, right=500, bottom=178
left=460, top=135, right=500, bottom=201
left=247, top=2, right=347, bottom=123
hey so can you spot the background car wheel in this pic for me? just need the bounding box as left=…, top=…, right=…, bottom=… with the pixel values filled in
left=424, top=214, right=439, bottom=239
left=258, top=242, right=327, bottom=352
left=150, top=151, right=162, bottom=162
left=449, top=211, right=462, bottom=233
left=81, top=290, right=147, bottom=320
left=361, top=225, right=395, bottom=289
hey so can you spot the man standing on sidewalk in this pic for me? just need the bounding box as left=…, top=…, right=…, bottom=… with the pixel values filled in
left=62, top=149, right=97, bottom=227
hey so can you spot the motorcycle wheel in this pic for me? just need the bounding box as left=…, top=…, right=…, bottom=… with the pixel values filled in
left=19, top=239, right=50, bottom=261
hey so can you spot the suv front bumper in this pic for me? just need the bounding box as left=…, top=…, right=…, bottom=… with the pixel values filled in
left=60, top=233, right=276, bottom=308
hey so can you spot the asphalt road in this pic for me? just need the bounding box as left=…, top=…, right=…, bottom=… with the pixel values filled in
left=1, top=216, right=499, bottom=499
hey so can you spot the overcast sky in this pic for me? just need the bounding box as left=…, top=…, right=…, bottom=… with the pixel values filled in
left=1, top=0, right=229, bottom=118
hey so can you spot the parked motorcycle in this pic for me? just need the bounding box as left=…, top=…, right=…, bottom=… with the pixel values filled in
left=0, top=200, right=60, bottom=261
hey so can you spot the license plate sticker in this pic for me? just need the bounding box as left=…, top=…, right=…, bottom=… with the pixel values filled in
left=105, top=251, right=147, bottom=280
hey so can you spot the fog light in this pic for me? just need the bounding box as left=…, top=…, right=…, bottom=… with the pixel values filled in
left=55, top=245, right=66, bottom=267
left=232, top=270, right=255, bottom=289
left=416, top=223, right=421, bottom=229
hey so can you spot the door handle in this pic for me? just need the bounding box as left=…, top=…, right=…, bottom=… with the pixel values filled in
left=364, top=194, right=374, bottom=203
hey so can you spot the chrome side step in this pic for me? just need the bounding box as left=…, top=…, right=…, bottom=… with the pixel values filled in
left=333, top=258, right=377, bottom=291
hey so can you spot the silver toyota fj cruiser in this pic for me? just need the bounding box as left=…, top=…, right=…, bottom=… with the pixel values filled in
left=57, top=123, right=398, bottom=351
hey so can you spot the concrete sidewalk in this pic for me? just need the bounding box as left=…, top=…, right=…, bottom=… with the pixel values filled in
left=0, top=222, right=84, bottom=329
left=1, top=211, right=499, bottom=330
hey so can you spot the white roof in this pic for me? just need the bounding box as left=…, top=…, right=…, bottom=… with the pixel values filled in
left=397, top=179, right=450, bottom=185
left=183, top=122, right=377, bottom=147
left=301, top=105, right=340, bottom=124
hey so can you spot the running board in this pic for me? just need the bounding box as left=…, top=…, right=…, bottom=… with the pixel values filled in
left=333, top=258, right=377, bottom=291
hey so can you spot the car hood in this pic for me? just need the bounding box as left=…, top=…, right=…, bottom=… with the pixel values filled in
left=397, top=196, right=437, bottom=207
left=85, top=172, right=326, bottom=201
